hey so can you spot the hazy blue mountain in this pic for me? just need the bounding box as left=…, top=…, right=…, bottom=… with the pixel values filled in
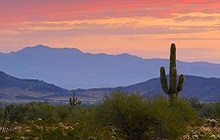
left=0, top=44, right=220, bottom=89
left=76, top=75, right=220, bottom=102
left=122, top=75, right=220, bottom=102
left=0, top=70, right=220, bottom=103
left=0, top=71, right=70, bottom=103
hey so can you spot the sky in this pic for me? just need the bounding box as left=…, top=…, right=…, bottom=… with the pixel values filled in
left=0, top=0, right=220, bottom=63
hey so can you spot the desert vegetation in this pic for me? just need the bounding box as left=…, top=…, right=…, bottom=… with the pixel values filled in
left=1, top=92, right=220, bottom=139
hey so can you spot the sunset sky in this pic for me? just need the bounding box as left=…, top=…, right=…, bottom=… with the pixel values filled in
left=0, top=0, right=220, bottom=63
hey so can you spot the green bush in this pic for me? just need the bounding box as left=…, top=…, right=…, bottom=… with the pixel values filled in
left=24, top=102, right=57, bottom=122
left=0, top=104, right=27, bottom=122
left=95, top=92, right=198, bottom=140
left=215, top=102, right=220, bottom=118
left=96, top=92, right=152, bottom=139
left=182, top=97, right=203, bottom=111
left=150, top=97, right=198, bottom=139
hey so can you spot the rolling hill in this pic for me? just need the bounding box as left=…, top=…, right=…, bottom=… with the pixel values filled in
left=0, top=70, right=220, bottom=103
left=75, top=75, right=220, bottom=102
left=0, top=71, right=71, bottom=103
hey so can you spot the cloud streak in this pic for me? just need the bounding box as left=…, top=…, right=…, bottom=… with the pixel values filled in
left=0, top=0, right=219, bottom=24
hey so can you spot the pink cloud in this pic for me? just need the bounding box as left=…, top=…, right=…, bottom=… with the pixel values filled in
left=0, top=0, right=219, bottom=26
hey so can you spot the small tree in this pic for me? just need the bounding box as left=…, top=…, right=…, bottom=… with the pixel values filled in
left=95, top=92, right=198, bottom=139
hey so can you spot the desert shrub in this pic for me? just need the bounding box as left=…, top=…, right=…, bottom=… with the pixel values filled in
left=95, top=92, right=198, bottom=140
left=55, top=105, right=71, bottom=121
left=24, top=102, right=56, bottom=122
left=0, top=104, right=28, bottom=133
left=182, top=97, right=203, bottom=111
left=0, top=105, right=3, bottom=118
left=199, top=103, right=217, bottom=118
left=67, top=106, right=89, bottom=122
left=182, top=100, right=220, bottom=119
left=23, top=102, right=92, bottom=123
left=150, top=97, right=198, bottom=139
left=214, top=101, right=220, bottom=118
left=0, top=104, right=27, bottom=122
left=96, top=92, right=155, bottom=139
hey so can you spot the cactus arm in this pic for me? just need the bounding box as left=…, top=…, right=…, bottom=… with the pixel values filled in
left=78, top=100, right=82, bottom=105
left=160, top=67, right=169, bottom=94
left=177, top=74, right=184, bottom=91
left=74, top=97, right=78, bottom=105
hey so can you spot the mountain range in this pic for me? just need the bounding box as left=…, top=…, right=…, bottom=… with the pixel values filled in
left=0, top=45, right=220, bottom=89
left=0, top=70, right=220, bottom=103
left=76, top=75, right=220, bottom=102
left=76, top=76, right=220, bottom=102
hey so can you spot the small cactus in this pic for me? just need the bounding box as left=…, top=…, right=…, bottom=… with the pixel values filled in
left=69, top=90, right=81, bottom=107
left=160, top=43, right=185, bottom=103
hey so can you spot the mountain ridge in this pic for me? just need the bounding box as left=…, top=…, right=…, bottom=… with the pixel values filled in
left=0, top=70, right=220, bottom=103
left=75, top=75, right=220, bottom=102
left=0, top=70, right=71, bottom=103
left=0, top=44, right=220, bottom=89
left=6, top=45, right=220, bottom=64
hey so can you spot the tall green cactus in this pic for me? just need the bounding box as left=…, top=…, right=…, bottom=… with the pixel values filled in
left=160, top=43, right=185, bottom=103
left=69, top=90, right=81, bottom=107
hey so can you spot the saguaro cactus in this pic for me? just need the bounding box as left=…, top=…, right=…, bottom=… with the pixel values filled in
left=160, top=43, right=185, bottom=103
left=69, top=90, right=81, bottom=107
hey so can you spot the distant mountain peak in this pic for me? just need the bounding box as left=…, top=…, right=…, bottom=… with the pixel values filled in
left=16, top=44, right=83, bottom=55
left=17, top=44, right=50, bottom=53
left=33, top=44, right=50, bottom=49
